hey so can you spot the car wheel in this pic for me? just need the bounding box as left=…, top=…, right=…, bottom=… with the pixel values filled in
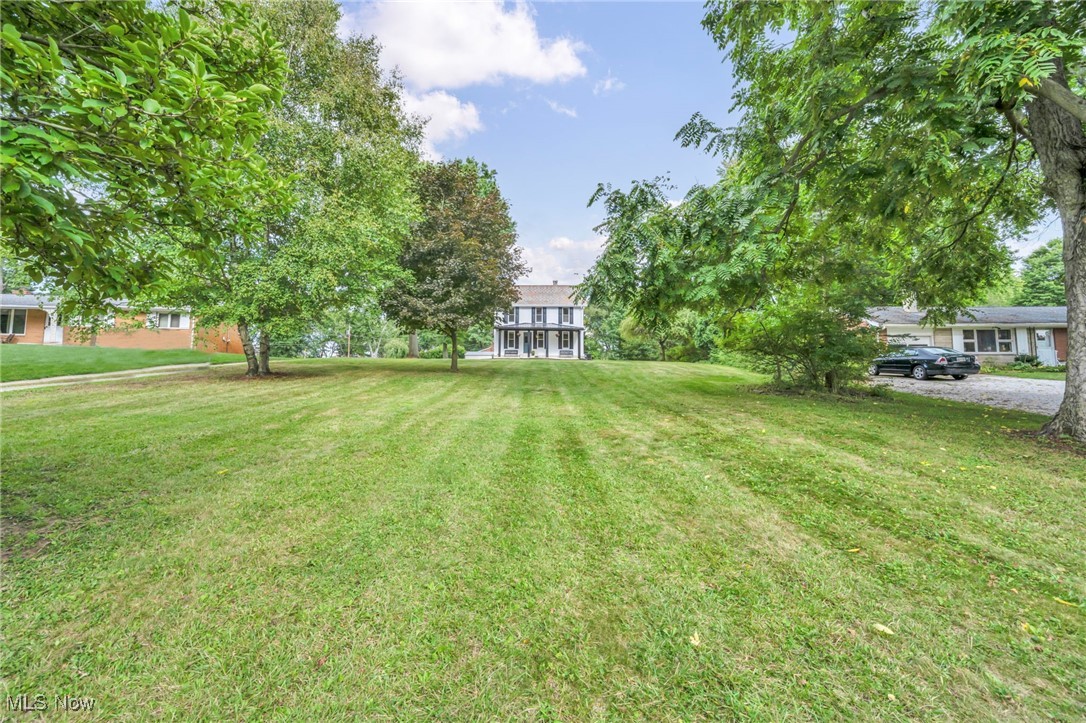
left=911, top=365, right=928, bottom=380
left=952, top=374, right=967, bottom=380
left=868, top=364, right=879, bottom=376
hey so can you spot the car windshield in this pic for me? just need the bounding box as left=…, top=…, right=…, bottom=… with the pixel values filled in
left=920, top=347, right=960, bottom=355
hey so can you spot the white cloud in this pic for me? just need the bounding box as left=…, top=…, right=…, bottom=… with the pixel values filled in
left=545, top=99, right=577, bottom=118
left=520, top=236, right=606, bottom=283
left=401, top=90, right=482, bottom=160
left=340, top=1, right=588, bottom=91
left=593, top=72, right=626, bottom=96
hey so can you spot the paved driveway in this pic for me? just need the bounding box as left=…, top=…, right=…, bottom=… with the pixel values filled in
left=871, top=373, right=1064, bottom=415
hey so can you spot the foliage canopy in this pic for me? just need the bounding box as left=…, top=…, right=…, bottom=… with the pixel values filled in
left=383, top=160, right=526, bottom=372
left=0, top=0, right=286, bottom=309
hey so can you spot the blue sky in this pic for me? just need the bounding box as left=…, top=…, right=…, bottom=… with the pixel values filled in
left=338, top=1, right=1055, bottom=282
left=339, top=1, right=736, bottom=283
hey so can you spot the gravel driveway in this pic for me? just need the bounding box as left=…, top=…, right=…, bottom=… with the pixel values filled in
left=870, top=373, right=1064, bottom=415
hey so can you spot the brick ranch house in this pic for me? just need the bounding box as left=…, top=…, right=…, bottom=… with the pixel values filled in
left=867, top=305, right=1068, bottom=366
left=0, top=292, right=243, bottom=353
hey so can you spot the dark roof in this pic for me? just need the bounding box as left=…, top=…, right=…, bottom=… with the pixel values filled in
left=513, top=284, right=580, bottom=306
left=0, top=292, right=55, bottom=309
left=497, top=322, right=585, bottom=331
left=868, top=306, right=1067, bottom=326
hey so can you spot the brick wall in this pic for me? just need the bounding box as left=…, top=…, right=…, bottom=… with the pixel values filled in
left=1054, top=328, right=1068, bottom=363
left=8, top=309, right=48, bottom=344
left=65, top=313, right=193, bottom=350
left=194, top=325, right=245, bottom=354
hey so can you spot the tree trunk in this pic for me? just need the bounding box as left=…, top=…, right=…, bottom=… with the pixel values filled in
left=257, top=331, right=271, bottom=376
left=1029, top=60, right=1086, bottom=441
left=237, top=321, right=260, bottom=377
left=408, top=331, right=419, bottom=358
left=450, top=329, right=458, bottom=372
left=659, top=340, right=667, bottom=361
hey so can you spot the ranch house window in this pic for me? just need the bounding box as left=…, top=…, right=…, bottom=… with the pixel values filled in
left=534, top=307, right=544, bottom=323
left=157, top=312, right=184, bottom=329
left=962, top=328, right=1012, bottom=353
left=0, top=309, right=27, bottom=335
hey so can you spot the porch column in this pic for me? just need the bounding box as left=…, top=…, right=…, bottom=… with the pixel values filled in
left=545, top=328, right=549, bottom=357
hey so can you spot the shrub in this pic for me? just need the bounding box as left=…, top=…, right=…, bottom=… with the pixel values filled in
left=1013, top=354, right=1042, bottom=367
left=724, top=295, right=881, bottom=392
left=709, top=348, right=758, bottom=371
left=420, top=345, right=465, bottom=359
left=383, top=338, right=408, bottom=358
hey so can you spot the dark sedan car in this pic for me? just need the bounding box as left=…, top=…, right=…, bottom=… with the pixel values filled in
left=869, top=347, right=980, bottom=380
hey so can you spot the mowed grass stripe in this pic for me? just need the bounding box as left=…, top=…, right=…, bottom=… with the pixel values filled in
left=1, top=359, right=1083, bottom=720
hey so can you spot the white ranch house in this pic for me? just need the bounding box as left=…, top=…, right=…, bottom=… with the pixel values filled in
left=491, top=283, right=585, bottom=359
left=867, top=305, right=1068, bottom=366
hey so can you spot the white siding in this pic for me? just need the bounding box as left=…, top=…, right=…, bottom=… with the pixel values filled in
left=1015, top=328, right=1031, bottom=356
left=884, top=324, right=933, bottom=346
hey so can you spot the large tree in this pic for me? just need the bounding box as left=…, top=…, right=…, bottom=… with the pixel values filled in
left=665, top=0, right=1084, bottom=438
left=1015, top=239, right=1066, bottom=306
left=383, top=160, right=525, bottom=372
left=0, top=0, right=285, bottom=311
left=161, top=0, right=420, bottom=376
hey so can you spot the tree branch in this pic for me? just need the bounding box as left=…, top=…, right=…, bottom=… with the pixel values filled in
left=781, top=85, right=891, bottom=175
left=1024, top=76, right=1086, bottom=125
left=998, top=105, right=1034, bottom=143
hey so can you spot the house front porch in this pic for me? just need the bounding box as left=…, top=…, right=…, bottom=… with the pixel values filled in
left=494, top=324, right=584, bottom=359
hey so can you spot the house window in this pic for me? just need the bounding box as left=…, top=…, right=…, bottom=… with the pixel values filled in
left=0, top=309, right=27, bottom=335
left=561, top=307, right=571, bottom=324
left=505, top=330, right=516, bottom=348
left=561, top=330, right=571, bottom=349
left=157, top=312, right=184, bottom=329
left=534, top=307, right=544, bottom=323
left=504, top=308, right=515, bottom=323
left=962, top=328, right=1013, bottom=353
left=535, top=331, right=545, bottom=348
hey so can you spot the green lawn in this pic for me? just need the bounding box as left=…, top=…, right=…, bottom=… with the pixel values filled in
left=2, top=360, right=1083, bottom=719
left=0, top=344, right=245, bottom=382
left=983, top=368, right=1067, bottom=381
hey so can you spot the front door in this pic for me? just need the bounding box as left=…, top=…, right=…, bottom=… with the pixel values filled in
left=1035, top=329, right=1058, bottom=366
left=43, top=313, right=63, bottom=344
left=522, top=333, right=530, bottom=355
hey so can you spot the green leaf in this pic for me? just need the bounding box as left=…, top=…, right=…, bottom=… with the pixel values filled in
left=29, top=193, right=56, bottom=214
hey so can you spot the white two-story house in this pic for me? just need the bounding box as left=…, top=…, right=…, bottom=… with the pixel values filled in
left=493, top=283, right=585, bottom=359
